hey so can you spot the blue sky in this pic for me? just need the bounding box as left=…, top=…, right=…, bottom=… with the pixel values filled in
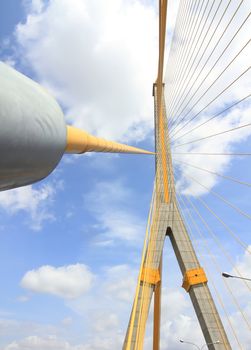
left=0, top=1, right=250, bottom=349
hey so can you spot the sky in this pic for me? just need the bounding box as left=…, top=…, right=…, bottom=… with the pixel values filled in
left=0, top=0, right=250, bottom=349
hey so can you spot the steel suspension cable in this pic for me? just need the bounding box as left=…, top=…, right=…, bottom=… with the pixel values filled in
left=165, top=0, right=191, bottom=107
left=170, top=31, right=251, bottom=137
left=165, top=0, right=200, bottom=110
left=172, top=120, right=251, bottom=148
left=174, top=160, right=251, bottom=188
left=171, top=30, right=251, bottom=134
left=181, top=172, right=251, bottom=221
left=169, top=65, right=251, bottom=141
left=166, top=0, right=212, bottom=115
left=169, top=0, right=248, bottom=131
left=181, top=192, right=251, bottom=293
left=166, top=0, right=205, bottom=115
left=173, top=152, right=251, bottom=156
left=171, top=94, right=251, bottom=143
left=167, top=0, right=219, bottom=124
left=167, top=0, right=224, bottom=126
left=167, top=0, right=234, bottom=129
left=192, top=194, right=251, bottom=253
left=169, top=0, right=246, bottom=132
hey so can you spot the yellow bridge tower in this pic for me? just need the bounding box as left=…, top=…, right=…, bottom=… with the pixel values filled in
left=123, top=1, right=231, bottom=349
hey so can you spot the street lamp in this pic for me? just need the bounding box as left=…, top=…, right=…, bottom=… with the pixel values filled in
left=180, top=339, right=221, bottom=349
left=180, top=339, right=200, bottom=349
left=222, top=272, right=251, bottom=282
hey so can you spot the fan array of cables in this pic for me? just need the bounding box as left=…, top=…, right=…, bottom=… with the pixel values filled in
left=165, top=0, right=251, bottom=348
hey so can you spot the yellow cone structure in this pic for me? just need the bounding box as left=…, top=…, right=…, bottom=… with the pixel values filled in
left=65, top=126, right=154, bottom=155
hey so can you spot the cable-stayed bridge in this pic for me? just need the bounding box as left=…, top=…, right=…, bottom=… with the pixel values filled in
left=0, top=0, right=250, bottom=349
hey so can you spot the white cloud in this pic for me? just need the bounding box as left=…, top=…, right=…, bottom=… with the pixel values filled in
left=0, top=184, right=55, bottom=230
left=229, top=302, right=251, bottom=349
left=3, top=250, right=251, bottom=349
left=226, top=245, right=251, bottom=299
left=234, top=244, right=251, bottom=278
left=0, top=318, right=57, bottom=339
left=85, top=180, right=145, bottom=243
left=2, top=334, right=124, bottom=350
left=15, top=0, right=159, bottom=143
left=21, top=264, right=95, bottom=299
left=64, top=262, right=205, bottom=350
left=3, top=335, right=83, bottom=350
left=61, top=317, right=73, bottom=326
left=93, top=313, right=119, bottom=333
left=104, top=265, right=137, bottom=303
left=65, top=263, right=137, bottom=316
left=16, top=295, right=30, bottom=303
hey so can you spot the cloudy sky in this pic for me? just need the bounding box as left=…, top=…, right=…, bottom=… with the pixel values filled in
left=0, top=0, right=250, bottom=349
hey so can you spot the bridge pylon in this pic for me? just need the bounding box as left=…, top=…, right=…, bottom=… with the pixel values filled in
left=123, top=81, right=232, bottom=350
left=123, top=1, right=232, bottom=349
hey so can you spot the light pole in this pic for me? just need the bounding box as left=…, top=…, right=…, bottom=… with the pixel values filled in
left=180, top=340, right=200, bottom=349
left=222, top=272, right=251, bottom=282
left=180, top=339, right=221, bottom=349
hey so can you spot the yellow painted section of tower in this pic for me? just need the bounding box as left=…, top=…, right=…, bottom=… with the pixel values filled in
left=124, top=187, right=156, bottom=350
left=182, top=267, right=208, bottom=292
left=158, top=99, right=169, bottom=203
left=132, top=196, right=163, bottom=349
left=156, top=0, right=169, bottom=204
left=140, top=266, right=161, bottom=285
left=124, top=1, right=169, bottom=349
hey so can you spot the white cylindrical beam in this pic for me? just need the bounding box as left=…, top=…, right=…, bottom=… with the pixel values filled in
left=0, top=62, right=66, bottom=191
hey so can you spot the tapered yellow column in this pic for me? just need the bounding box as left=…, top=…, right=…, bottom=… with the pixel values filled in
left=65, top=126, right=154, bottom=155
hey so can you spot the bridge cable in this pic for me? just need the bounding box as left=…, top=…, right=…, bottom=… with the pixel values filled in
left=170, top=49, right=251, bottom=140
left=164, top=0, right=192, bottom=103
left=167, top=0, right=236, bottom=128
left=177, top=172, right=251, bottom=223
left=174, top=160, right=251, bottom=188
left=171, top=94, right=251, bottom=144
left=165, top=0, right=204, bottom=112
left=170, top=33, right=251, bottom=134
left=169, top=1, right=248, bottom=131
left=188, top=194, right=250, bottom=254
left=172, top=121, right=251, bottom=149
left=169, top=65, right=250, bottom=140
left=167, top=0, right=222, bottom=125
left=173, top=152, right=251, bottom=157
left=166, top=0, right=212, bottom=116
